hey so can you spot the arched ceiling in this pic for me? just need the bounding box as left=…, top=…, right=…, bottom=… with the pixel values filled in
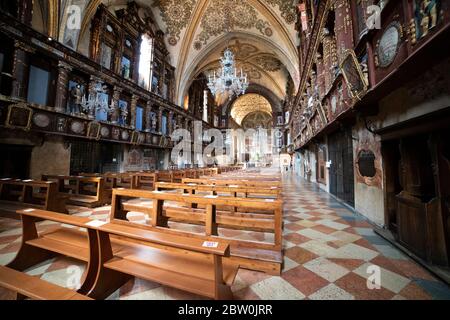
left=56, top=0, right=300, bottom=106
left=230, top=94, right=272, bottom=125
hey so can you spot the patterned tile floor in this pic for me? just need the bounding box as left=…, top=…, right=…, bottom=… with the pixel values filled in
left=1, top=173, right=450, bottom=300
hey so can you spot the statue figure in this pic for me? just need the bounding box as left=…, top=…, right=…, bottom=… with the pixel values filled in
left=416, top=0, right=439, bottom=39
left=423, top=0, right=438, bottom=29
left=69, top=84, right=83, bottom=114
left=420, top=9, right=430, bottom=36
left=150, top=112, right=157, bottom=132
left=109, top=102, right=120, bottom=124
left=120, top=106, right=129, bottom=126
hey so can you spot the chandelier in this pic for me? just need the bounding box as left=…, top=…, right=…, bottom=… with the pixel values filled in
left=207, top=48, right=249, bottom=99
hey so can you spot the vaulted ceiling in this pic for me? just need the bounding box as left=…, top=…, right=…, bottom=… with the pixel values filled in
left=55, top=0, right=300, bottom=106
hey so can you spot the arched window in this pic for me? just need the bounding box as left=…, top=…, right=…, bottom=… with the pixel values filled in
left=138, top=34, right=153, bottom=90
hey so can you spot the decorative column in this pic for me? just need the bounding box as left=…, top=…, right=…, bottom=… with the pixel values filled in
left=54, top=61, right=72, bottom=112
left=110, top=86, right=122, bottom=124
left=130, top=94, right=138, bottom=129
left=145, top=101, right=152, bottom=132
left=333, top=0, right=354, bottom=59
left=11, top=41, right=34, bottom=100
left=157, top=107, right=163, bottom=133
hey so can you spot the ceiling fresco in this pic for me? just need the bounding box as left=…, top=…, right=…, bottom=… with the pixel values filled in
left=192, top=0, right=272, bottom=51
left=152, top=0, right=197, bottom=46
left=55, top=0, right=300, bottom=105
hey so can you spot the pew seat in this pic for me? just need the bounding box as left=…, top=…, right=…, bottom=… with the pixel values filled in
left=98, top=223, right=238, bottom=299
left=12, top=209, right=239, bottom=299
left=0, top=265, right=92, bottom=300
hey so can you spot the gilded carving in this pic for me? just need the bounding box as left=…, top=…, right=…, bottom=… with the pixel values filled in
left=153, top=0, right=197, bottom=46
left=252, top=55, right=282, bottom=72
left=5, top=103, right=33, bottom=131
left=264, top=0, right=298, bottom=24
left=194, top=0, right=271, bottom=50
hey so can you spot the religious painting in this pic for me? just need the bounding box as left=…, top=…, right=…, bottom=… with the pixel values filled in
left=135, top=105, right=144, bottom=131
left=100, top=43, right=113, bottom=69
left=413, top=0, right=441, bottom=41
left=162, top=82, right=169, bottom=99
left=152, top=75, right=159, bottom=93
left=87, top=121, right=101, bottom=140
left=161, top=114, right=168, bottom=135
left=340, top=50, right=368, bottom=100
left=95, top=92, right=109, bottom=121
left=121, top=56, right=131, bottom=79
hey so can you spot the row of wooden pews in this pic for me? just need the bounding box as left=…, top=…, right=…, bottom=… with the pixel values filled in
left=112, top=170, right=284, bottom=275
left=0, top=166, right=282, bottom=300
left=1, top=208, right=238, bottom=300
left=0, top=178, right=68, bottom=219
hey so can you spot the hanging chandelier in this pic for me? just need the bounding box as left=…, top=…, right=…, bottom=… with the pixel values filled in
left=207, top=48, right=249, bottom=99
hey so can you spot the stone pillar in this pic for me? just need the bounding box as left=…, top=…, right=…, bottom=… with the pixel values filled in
left=54, top=61, right=72, bottom=112
left=145, top=101, right=152, bottom=132
left=110, top=86, right=122, bottom=124
left=11, top=41, right=33, bottom=100
left=130, top=94, right=138, bottom=129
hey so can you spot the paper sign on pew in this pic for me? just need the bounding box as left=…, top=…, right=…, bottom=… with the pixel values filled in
left=85, top=220, right=108, bottom=227
left=202, top=241, right=219, bottom=248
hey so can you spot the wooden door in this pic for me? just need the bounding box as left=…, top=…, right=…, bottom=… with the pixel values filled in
left=328, top=129, right=354, bottom=206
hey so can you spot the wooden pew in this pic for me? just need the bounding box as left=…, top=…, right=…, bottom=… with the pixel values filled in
left=131, top=172, right=157, bottom=190
left=0, top=265, right=92, bottom=300
left=156, top=182, right=281, bottom=200
left=170, top=170, right=186, bottom=183
left=115, top=173, right=134, bottom=189
left=182, top=178, right=282, bottom=188
left=111, top=188, right=283, bottom=275
left=41, top=175, right=107, bottom=208
left=8, top=208, right=104, bottom=297
left=0, top=179, right=68, bottom=219
left=89, top=219, right=237, bottom=300
left=155, top=171, right=172, bottom=183
left=11, top=208, right=238, bottom=300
